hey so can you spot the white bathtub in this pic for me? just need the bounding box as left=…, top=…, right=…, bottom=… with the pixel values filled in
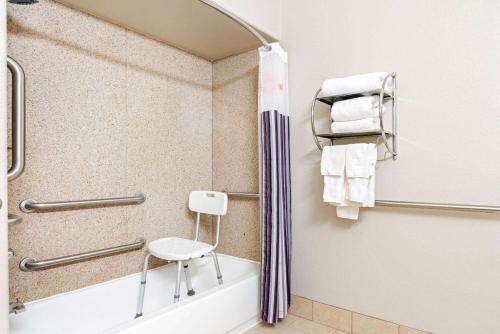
left=9, top=255, right=260, bottom=334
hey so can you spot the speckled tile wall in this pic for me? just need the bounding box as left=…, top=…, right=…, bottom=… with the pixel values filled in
left=212, top=50, right=260, bottom=261
left=7, top=0, right=213, bottom=302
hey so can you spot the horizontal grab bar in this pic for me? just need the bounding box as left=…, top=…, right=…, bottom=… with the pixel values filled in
left=19, top=238, right=146, bottom=272
left=20, top=193, right=146, bottom=213
left=224, top=191, right=260, bottom=198
left=222, top=192, right=498, bottom=213
left=375, top=200, right=500, bottom=213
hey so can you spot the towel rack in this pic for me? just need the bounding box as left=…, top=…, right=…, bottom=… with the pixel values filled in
left=19, top=238, right=146, bottom=271
left=19, top=193, right=146, bottom=213
left=311, top=73, right=397, bottom=159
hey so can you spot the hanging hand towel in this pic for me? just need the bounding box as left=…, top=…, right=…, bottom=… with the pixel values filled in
left=331, top=117, right=380, bottom=134
left=321, top=146, right=347, bottom=204
left=331, top=96, right=385, bottom=122
left=321, top=72, right=393, bottom=97
left=321, top=145, right=346, bottom=175
left=345, top=144, right=377, bottom=206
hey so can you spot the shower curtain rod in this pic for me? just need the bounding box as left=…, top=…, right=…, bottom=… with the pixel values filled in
left=198, top=0, right=272, bottom=51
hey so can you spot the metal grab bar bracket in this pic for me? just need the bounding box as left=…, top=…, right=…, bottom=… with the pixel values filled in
left=19, top=238, right=146, bottom=272
left=20, top=193, right=146, bottom=213
left=8, top=213, right=22, bottom=226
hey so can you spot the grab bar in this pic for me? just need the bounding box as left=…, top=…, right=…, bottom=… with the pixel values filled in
left=222, top=191, right=499, bottom=213
left=224, top=191, right=260, bottom=198
left=7, top=56, right=26, bottom=181
left=20, top=193, right=146, bottom=213
left=19, top=238, right=146, bottom=271
left=375, top=200, right=500, bottom=214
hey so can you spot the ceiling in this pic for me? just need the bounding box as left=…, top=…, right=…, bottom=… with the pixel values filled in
left=55, top=0, right=274, bottom=61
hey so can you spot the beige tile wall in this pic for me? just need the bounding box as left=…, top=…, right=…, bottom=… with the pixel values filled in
left=289, top=295, right=431, bottom=334
left=212, top=50, right=260, bottom=261
left=7, top=0, right=213, bottom=302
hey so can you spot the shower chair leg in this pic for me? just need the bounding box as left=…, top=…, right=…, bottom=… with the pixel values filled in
left=174, top=261, right=183, bottom=303
left=183, top=262, right=195, bottom=296
left=135, top=253, right=151, bottom=318
left=211, top=252, right=223, bottom=285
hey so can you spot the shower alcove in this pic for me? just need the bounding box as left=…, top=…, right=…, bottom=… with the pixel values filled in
left=4, top=0, right=280, bottom=333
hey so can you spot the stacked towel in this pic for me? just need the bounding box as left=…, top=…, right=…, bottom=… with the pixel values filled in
left=331, top=117, right=380, bottom=134
left=321, top=143, right=377, bottom=220
left=321, top=72, right=393, bottom=97
left=331, top=96, right=385, bottom=122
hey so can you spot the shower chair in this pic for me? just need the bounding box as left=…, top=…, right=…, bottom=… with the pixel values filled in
left=135, top=190, right=228, bottom=318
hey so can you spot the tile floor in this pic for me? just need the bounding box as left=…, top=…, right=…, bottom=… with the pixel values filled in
left=244, top=314, right=348, bottom=334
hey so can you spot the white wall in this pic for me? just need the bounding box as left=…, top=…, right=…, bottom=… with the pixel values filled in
left=212, top=0, right=282, bottom=40
left=280, top=0, right=500, bottom=333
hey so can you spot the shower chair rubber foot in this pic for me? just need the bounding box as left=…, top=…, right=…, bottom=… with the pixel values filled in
left=187, top=289, right=195, bottom=296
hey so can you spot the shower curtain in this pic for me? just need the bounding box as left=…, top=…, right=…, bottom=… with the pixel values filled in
left=259, top=43, right=291, bottom=324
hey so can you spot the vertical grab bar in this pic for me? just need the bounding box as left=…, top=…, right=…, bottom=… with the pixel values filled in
left=7, top=56, right=26, bottom=181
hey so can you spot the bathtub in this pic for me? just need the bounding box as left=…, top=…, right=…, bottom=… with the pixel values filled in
left=9, top=254, right=260, bottom=334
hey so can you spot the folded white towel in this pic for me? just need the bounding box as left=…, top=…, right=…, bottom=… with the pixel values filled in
left=331, top=117, right=380, bottom=134
left=322, top=146, right=347, bottom=204
left=346, top=143, right=377, bottom=178
left=331, top=96, right=385, bottom=122
left=321, top=146, right=346, bottom=176
left=324, top=175, right=345, bottom=204
left=321, top=72, right=393, bottom=97
left=345, top=144, right=377, bottom=207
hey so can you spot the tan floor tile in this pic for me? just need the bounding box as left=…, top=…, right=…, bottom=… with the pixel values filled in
left=289, top=316, right=336, bottom=334
left=313, top=302, right=352, bottom=333
left=244, top=328, right=267, bottom=334
left=399, top=326, right=430, bottom=334
left=290, top=295, right=314, bottom=320
left=352, top=313, right=398, bottom=334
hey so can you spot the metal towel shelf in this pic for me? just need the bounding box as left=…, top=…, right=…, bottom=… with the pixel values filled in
left=20, top=194, right=146, bottom=213
left=311, top=73, right=397, bottom=159
left=19, top=238, right=146, bottom=272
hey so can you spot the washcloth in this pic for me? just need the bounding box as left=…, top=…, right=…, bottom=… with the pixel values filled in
left=321, top=72, right=393, bottom=97
left=336, top=206, right=360, bottom=220
left=331, top=96, right=385, bottom=122
left=331, top=117, right=380, bottom=134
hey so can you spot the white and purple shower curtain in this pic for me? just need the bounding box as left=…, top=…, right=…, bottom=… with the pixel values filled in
left=259, top=43, right=291, bottom=324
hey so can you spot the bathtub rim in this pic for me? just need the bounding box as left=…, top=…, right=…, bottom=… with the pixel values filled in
left=14, top=253, right=260, bottom=309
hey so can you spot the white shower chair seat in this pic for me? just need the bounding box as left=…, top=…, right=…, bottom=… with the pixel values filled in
left=135, top=190, right=228, bottom=318
left=148, top=237, right=215, bottom=261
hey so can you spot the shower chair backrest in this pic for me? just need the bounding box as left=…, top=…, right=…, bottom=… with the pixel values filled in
left=189, top=191, right=227, bottom=246
left=189, top=191, right=228, bottom=216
